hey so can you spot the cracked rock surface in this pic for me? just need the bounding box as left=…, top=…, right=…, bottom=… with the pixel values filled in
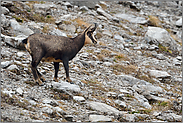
left=1, top=1, right=182, bottom=122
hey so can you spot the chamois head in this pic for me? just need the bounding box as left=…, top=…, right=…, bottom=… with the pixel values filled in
left=84, top=23, right=98, bottom=45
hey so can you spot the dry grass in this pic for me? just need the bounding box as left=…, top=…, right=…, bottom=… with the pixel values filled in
left=42, top=25, right=50, bottom=33
left=101, top=49, right=112, bottom=57
left=97, top=54, right=105, bottom=61
left=148, top=15, right=161, bottom=27
left=72, top=18, right=90, bottom=28
left=98, top=41, right=106, bottom=46
left=115, top=53, right=130, bottom=61
left=112, top=64, right=138, bottom=74
left=32, top=14, right=56, bottom=24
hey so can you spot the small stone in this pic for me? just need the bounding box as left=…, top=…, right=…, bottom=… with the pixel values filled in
left=16, top=87, right=23, bottom=95
left=17, top=52, right=25, bottom=57
left=28, top=100, right=37, bottom=105
left=7, top=64, right=19, bottom=71
left=1, top=61, right=13, bottom=68
left=114, top=100, right=127, bottom=108
left=73, top=96, right=85, bottom=102
left=53, top=107, right=66, bottom=115
left=89, top=114, right=112, bottom=122
left=41, top=107, right=53, bottom=114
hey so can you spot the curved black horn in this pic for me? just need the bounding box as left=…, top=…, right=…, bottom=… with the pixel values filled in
left=90, top=23, right=98, bottom=32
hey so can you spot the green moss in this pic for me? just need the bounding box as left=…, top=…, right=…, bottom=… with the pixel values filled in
left=12, top=16, right=24, bottom=23
left=158, top=101, right=168, bottom=106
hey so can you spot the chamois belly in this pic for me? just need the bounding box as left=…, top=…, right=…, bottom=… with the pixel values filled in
left=41, top=57, right=62, bottom=62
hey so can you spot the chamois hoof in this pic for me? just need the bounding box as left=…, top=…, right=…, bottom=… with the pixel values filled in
left=36, top=81, right=44, bottom=86
left=40, top=77, right=46, bottom=82
left=53, top=77, right=58, bottom=82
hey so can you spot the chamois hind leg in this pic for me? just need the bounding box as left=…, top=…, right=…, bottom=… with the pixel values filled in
left=63, top=60, right=72, bottom=82
left=53, top=62, right=59, bottom=82
left=31, top=56, right=44, bottom=86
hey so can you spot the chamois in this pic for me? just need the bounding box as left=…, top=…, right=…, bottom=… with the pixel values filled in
left=22, top=23, right=98, bottom=86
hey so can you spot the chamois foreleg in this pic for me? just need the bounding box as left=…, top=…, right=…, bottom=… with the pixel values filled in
left=31, top=53, right=44, bottom=86
left=63, top=60, right=72, bottom=82
left=53, top=62, right=59, bottom=82
left=36, top=69, right=46, bottom=82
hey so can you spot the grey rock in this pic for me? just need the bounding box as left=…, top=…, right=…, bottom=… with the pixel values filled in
left=28, top=100, right=37, bottom=105
left=134, top=92, right=152, bottom=109
left=17, top=52, right=25, bottom=57
left=155, top=54, right=166, bottom=60
left=71, top=1, right=97, bottom=9
left=114, top=100, right=127, bottom=108
left=106, top=92, right=117, bottom=98
left=49, top=28, right=67, bottom=37
left=121, top=114, right=137, bottom=122
left=87, top=101, right=126, bottom=115
left=175, top=18, right=182, bottom=27
left=1, top=60, right=13, bottom=68
left=144, top=93, right=169, bottom=102
left=145, top=26, right=178, bottom=51
left=89, top=114, right=112, bottom=122
left=114, top=34, right=124, bottom=42
left=102, top=30, right=113, bottom=37
left=1, top=34, right=27, bottom=50
left=59, top=24, right=76, bottom=33
left=51, top=81, right=81, bottom=93
left=132, top=83, right=163, bottom=94
left=1, top=7, right=10, bottom=15
left=42, top=98, right=58, bottom=106
left=53, top=107, right=66, bottom=115
left=176, top=56, right=182, bottom=61
left=61, top=1, right=72, bottom=8
left=119, top=89, right=131, bottom=94
left=2, top=90, right=15, bottom=97
left=103, top=62, right=113, bottom=66
left=10, top=19, right=34, bottom=36
left=41, top=107, right=53, bottom=114
left=149, top=70, right=171, bottom=79
left=7, top=64, right=19, bottom=71
left=97, top=8, right=118, bottom=21
left=73, top=96, right=85, bottom=102
left=114, top=13, right=148, bottom=24
left=157, top=113, right=182, bottom=122
left=16, top=87, right=23, bottom=95
left=80, top=6, right=89, bottom=11
left=33, top=3, right=57, bottom=14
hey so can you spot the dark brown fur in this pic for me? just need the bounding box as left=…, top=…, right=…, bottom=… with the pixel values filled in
left=23, top=24, right=97, bottom=85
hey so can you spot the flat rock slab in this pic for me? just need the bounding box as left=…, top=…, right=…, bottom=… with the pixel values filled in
left=73, top=96, right=85, bottom=102
left=87, top=101, right=126, bottom=115
left=89, top=114, right=112, bottom=122
left=114, top=13, right=148, bottom=24
left=149, top=70, right=171, bottom=79
left=51, top=81, right=81, bottom=93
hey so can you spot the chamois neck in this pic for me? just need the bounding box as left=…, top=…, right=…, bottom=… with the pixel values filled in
left=73, top=33, right=85, bottom=52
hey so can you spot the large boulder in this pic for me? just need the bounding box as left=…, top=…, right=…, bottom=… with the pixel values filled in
left=114, top=13, right=148, bottom=24
left=10, top=19, right=34, bottom=36
left=145, top=26, right=178, bottom=51
left=70, top=1, right=98, bottom=9
left=1, top=34, right=27, bottom=50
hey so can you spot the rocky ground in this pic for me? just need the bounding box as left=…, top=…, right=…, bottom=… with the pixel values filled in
left=1, top=1, right=182, bottom=122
